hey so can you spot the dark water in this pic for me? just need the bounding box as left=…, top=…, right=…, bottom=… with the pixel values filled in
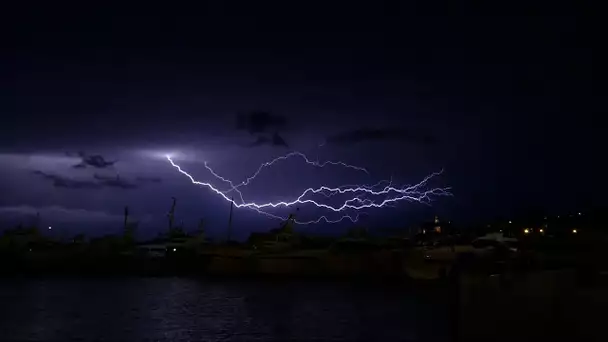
left=0, top=278, right=449, bottom=341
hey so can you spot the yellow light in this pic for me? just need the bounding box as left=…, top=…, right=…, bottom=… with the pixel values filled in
left=539, top=229, right=544, bottom=233
left=572, top=229, right=577, bottom=234
left=524, top=228, right=530, bottom=234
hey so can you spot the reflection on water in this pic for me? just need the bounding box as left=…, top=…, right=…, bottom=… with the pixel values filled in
left=0, top=278, right=448, bottom=341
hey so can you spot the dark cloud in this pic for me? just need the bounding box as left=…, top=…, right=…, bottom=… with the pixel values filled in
left=248, top=132, right=289, bottom=148
left=32, top=171, right=139, bottom=190
left=236, top=111, right=287, bottom=134
left=248, top=136, right=270, bottom=147
left=71, top=152, right=116, bottom=169
left=271, top=132, right=289, bottom=148
left=32, top=171, right=102, bottom=189
left=135, top=176, right=163, bottom=184
left=92, top=174, right=116, bottom=181
left=325, top=128, right=438, bottom=146
left=93, top=174, right=138, bottom=190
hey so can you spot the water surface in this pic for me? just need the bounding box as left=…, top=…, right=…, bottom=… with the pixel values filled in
left=0, top=278, right=448, bottom=341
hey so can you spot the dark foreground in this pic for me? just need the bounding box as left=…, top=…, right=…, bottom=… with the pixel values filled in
left=2, top=272, right=607, bottom=341
left=2, top=250, right=607, bottom=341
left=0, top=277, right=449, bottom=341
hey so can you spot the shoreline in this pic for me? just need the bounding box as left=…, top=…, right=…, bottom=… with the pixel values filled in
left=0, top=250, right=428, bottom=281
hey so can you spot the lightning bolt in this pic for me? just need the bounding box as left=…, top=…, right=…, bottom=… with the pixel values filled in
left=202, top=151, right=370, bottom=204
left=215, top=151, right=367, bottom=190
left=166, top=152, right=451, bottom=224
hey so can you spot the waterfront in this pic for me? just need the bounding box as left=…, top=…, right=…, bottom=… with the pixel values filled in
left=0, top=277, right=449, bottom=341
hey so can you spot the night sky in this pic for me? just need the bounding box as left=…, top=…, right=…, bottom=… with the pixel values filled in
left=1, top=3, right=600, bottom=239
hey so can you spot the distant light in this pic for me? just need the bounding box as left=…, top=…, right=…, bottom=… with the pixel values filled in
left=508, top=221, right=512, bottom=224
left=499, top=230, right=503, bottom=233
left=572, top=229, right=577, bottom=234
left=578, top=212, right=582, bottom=216
left=557, top=216, right=560, bottom=218
left=544, top=217, right=547, bottom=220
left=29, top=248, right=32, bottom=252
left=539, top=229, right=544, bottom=233
left=524, top=228, right=530, bottom=234
left=48, top=226, right=52, bottom=230
left=173, top=248, right=177, bottom=252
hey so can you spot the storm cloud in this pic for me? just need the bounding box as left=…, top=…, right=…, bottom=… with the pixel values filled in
left=135, top=176, right=163, bottom=184
left=33, top=171, right=141, bottom=190
left=93, top=174, right=138, bottom=190
left=236, top=111, right=288, bottom=134
left=325, top=128, right=438, bottom=146
left=248, top=132, right=289, bottom=148
left=70, top=152, right=117, bottom=169
left=32, top=171, right=102, bottom=190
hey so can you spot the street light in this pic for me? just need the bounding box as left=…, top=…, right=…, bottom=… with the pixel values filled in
left=524, top=228, right=530, bottom=234
left=572, top=229, right=577, bottom=234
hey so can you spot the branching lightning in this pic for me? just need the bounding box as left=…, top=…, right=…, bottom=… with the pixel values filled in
left=166, top=152, right=451, bottom=225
